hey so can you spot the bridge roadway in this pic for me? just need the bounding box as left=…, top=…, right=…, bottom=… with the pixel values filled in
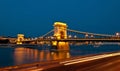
left=1, top=51, right=120, bottom=71
left=36, top=38, right=120, bottom=42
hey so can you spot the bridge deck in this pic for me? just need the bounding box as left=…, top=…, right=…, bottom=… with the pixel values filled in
left=36, top=38, right=120, bottom=42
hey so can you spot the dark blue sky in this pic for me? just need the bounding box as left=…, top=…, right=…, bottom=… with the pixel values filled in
left=0, top=0, right=120, bottom=37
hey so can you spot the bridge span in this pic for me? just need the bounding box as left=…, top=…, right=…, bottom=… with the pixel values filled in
left=36, top=38, right=120, bottom=42
left=16, top=22, right=120, bottom=44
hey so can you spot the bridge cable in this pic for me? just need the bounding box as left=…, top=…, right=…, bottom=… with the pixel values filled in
left=40, top=29, right=54, bottom=38
left=67, top=29, right=114, bottom=37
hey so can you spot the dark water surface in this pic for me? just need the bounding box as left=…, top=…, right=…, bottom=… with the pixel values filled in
left=0, top=44, right=120, bottom=67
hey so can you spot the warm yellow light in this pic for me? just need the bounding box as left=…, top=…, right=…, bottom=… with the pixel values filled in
left=16, top=34, right=25, bottom=44
left=17, top=34, right=24, bottom=37
left=52, top=41, right=57, bottom=46
left=53, top=22, right=68, bottom=39
left=54, top=22, right=68, bottom=28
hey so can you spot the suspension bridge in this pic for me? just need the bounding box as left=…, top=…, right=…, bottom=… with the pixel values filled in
left=16, top=22, right=120, bottom=45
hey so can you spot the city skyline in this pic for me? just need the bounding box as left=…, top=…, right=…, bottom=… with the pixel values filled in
left=0, top=0, right=120, bottom=37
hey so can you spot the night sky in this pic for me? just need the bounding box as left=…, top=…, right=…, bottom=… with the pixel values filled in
left=0, top=0, right=120, bottom=37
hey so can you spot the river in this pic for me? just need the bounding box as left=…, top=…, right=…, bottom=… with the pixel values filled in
left=0, top=43, right=120, bottom=68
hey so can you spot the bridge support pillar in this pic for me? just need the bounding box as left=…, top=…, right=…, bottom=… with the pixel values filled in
left=57, top=42, right=69, bottom=50
left=51, top=41, right=69, bottom=50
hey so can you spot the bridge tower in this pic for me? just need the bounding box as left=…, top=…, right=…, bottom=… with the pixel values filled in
left=52, top=22, right=69, bottom=50
left=16, top=34, right=24, bottom=44
left=53, top=22, right=67, bottom=39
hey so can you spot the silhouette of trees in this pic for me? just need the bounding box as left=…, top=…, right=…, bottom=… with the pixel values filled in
left=0, top=39, right=10, bottom=44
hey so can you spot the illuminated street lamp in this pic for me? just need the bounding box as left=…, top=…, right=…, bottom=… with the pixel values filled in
left=116, top=33, right=119, bottom=36
left=85, top=33, right=88, bottom=38
left=50, top=36, right=53, bottom=39
left=35, top=37, right=37, bottom=40
left=74, top=35, right=77, bottom=38
left=68, top=35, right=72, bottom=38
left=90, top=35, right=94, bottom=38
left=116, top=32, right=120, bottom=38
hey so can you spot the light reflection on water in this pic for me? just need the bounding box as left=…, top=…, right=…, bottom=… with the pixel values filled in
left=13, top=47, right=70, bottom=66
left=0, top=44, right=120, bottom=67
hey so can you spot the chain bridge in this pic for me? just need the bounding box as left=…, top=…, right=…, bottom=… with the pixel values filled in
left=16, top=22, right=120, bottom=45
